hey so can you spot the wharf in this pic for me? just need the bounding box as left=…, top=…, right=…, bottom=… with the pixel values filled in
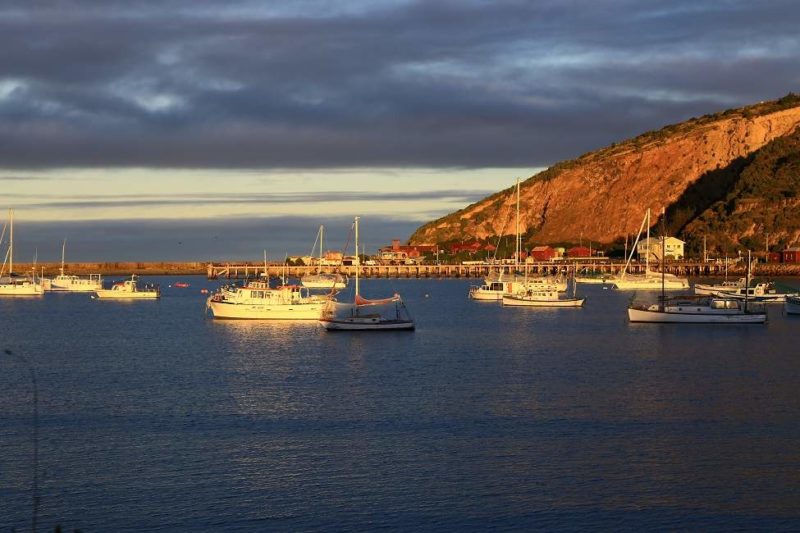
left=13, top=261, right=800, bottom=279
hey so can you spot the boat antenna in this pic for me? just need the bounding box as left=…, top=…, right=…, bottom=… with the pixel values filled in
left=515, top=178, right=521, bottom=274
left=60, top=238, right=66, bottom=277
left=745, top=249, right=750, bottom=313
left=354, top=216, right=360, bottom=298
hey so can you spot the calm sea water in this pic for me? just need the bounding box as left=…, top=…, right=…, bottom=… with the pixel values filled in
left=2, top=276, right=800, bottom=531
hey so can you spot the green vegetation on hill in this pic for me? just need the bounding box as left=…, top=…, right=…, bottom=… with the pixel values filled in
left=675, top=127, right=800, bottom=256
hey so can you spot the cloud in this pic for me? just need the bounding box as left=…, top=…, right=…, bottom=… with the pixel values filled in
left=0, top=0, right=797, bottom=169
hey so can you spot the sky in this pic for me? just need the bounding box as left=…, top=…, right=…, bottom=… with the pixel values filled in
left=1, top=0, right=799, bottom=261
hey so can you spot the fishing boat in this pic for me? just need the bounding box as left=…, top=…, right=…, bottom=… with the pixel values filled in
left=42, top=240, right=103, bottom=292
left=628, top=230, right=765, bottom=323
left=0, top=209, right=44, bottom=296
left=302, top=225, right=348, bottom=290
left=207, top=279, right=327, bottom=320
left=320, top=217, right=414, bottom=331
left=611, top=208, right=689, bottom=291
left=502, top=287, right=585, bottom=307
left=94, top=275, right=160, bottom=300
left=711, top=282, right=793, bottom=303
left=785, top=294, right=800, bottom=315
left=693, top=278, right=746, bottom=296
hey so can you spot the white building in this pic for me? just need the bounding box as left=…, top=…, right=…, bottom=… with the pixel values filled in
left=637, top=236, right=685, bottom=261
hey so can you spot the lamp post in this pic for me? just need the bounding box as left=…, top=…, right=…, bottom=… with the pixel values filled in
left=4, top=348, right=39, bottom=532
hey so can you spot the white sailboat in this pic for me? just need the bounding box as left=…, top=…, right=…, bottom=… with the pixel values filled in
left=301, top=225, right=347, bottom=290
left=94, top=274, right=160, bottom=300
left=320, top=217, right=414, bottom=330
left=0, top=209, right=44, bottom=296
left=42, top=239, right=103, bottom=292
left=611, top=208, right=689, bottom=290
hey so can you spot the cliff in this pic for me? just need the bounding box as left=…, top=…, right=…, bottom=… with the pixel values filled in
left=409, top=94, right=800, bottom=252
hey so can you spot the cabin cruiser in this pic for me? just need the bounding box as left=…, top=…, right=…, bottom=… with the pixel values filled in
left=207, top=280, right=327, bottom=319
left=94, top=275, right=160, bottom=300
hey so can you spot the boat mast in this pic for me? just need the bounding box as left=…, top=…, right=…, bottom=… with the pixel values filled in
left=745, top=250, right=751, bottom=313
left=645, top=208, right=650, bottom=278
left=660, top=208, right=666, bottom=308
left=9, top=209, right=13, bottom=274
left=354, top=216, right=360, bottom=297
left=319, top=225, right=324, bottom=274
left=515, top=178, right=520, bottom=273
left=60, top=239, right=66, bottom=276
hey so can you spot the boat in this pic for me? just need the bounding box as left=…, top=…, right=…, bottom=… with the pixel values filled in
left=42, top=240, right=103, bottom=292
left=302, top=225, right=348, bottom=290
left=785, top=294, right=800, bottom=315
left=502, top=287, right=585, bottom=307
left=0, top=209, right=44, bottom=297
left=94, top=275, right=160, bottom=299
left=173, top=282, right=190, bottom=288
left=694, top=278, right=746, bottom=296
left=611, top=208, right=689, bottom=290
left=710, top=282, right=793, bottom=303
left=207, top=279, right=327, bottom=320
left=320, top=217, right=414, bottom=331
left=628, top=296, right=767, bottom=323
left=628, top=228, right=766, bottom=323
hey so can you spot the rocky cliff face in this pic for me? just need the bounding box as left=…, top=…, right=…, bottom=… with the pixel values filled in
left=409, top=96, right=800, bottom=248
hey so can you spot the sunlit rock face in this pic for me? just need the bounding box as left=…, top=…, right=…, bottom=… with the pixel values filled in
left=409, top=97, right=800, bottom=248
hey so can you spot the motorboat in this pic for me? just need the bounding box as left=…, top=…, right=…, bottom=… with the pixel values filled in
left=693, top=278, right=746, bottom=296
left=207, top=280, right=327, bottom=320
left=320, top=217, right=414, bottom=331
left=43, top=240, right=103, bottom=292
left=503, top=287, right=585, bottom=307
left=94, top=275, right=160, bottom=300
left=0, top=209, right=44, bottom=297
left=711, top=282, right=793, bottom=303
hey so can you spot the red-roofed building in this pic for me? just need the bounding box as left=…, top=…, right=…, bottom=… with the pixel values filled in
left=782, top=247, right=800, bottom=263
left=378, top=239, right=437, bottom=263
left=530, top=245, right=557, bottom=261
left=567, top=246, right=592, bottom=258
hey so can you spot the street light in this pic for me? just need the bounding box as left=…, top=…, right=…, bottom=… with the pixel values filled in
left=4, top=348, right=39, bottom=532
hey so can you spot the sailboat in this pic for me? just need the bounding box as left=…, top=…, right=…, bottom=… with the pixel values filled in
left=42, top=239, right=103, bottom=292
left=320, top=217, right=414, bottom=330
left=611, top=208, right=689, bottom=290
left=301, top=225, right=347, bottom=290
left=628, top=220, right=766, bottom=323
left=0, top=209, right=44, bottom=296
left=469, top=179, right=564, bottom=300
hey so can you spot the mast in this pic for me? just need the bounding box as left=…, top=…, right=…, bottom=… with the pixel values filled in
left=515, top=178, right=520, bottom=272
left=9, top=209, right=13, bottom=274
left=645, top=208, right=650, bottom=278
left=263, top=250, right=267, bottom=278
left=745, top=250, right=751, bottom=313
left=660, top=208, right=666, bottom=308
left=60, top=239, right=66, bottom=276
left=354, top=216, right=360, bottom=297
left=319, top=225, right=324, bottom=274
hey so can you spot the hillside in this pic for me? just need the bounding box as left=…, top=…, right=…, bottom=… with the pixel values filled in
left=409, top=94, right=800, bottom=254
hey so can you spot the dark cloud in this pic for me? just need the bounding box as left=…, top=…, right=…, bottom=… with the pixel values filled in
left=12, top=215, right=422, bottom=261
left=0, top=0, right=798, bottom=169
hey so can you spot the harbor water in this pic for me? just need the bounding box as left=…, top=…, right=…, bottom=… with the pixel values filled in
left=2, top=277, right=800, bottom=530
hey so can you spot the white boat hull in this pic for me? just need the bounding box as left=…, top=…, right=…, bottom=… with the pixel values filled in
left=469, top=289, right=504, bottom=300
left=0, top=282, right=44, bottom=296
left=46, top=280, right=103, bottom=292
left=628, top=307, right=766, bottom=323
left=95, top=290, right=159, bottom=299
left=208, top=300, right=325, bottom=320
left=502, top=295, right=585, bottom=307
left=612, top=277, right=690, bottom=290
left=301, top=280, right=347, bottom=289
left=785, top=297, right=800, bottom=315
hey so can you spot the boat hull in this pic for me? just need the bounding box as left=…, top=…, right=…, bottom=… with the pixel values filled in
left=612, top=278, right=690, bottom=290
left=0, top=283, right=44, bottom=296
left=208, top=300, right=325, bottom=320
left=46, top=281, right=103, bottom=292
left=628, top=307, right=766, bottom=323
left=785, top=297, right=800, bottom=315
left=502, top=296, right=585, bottom=307
left=95, top=290, right=159, bottom=299
left=320, top=318, right=415, bottom=330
